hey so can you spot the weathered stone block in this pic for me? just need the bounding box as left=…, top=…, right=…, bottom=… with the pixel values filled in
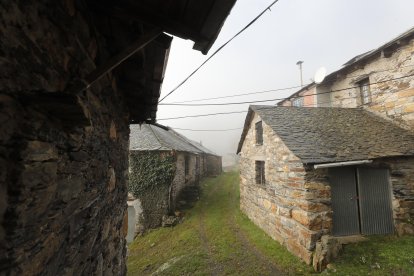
left=23, top=141, right=58, bottom=162
left=398, top=88, right=414, bottom=98
left=108, top=167, right=116, bottom=192
left=312, top=235, right=342, bottom=272
left=286, top=239, right=312, bottom=265
left=110, top=121, right=117, bottom=140
left=291, top=208, right=310, bottom=226
left=278, top=205, right=292, bottom=217
left=58, top=176, right=83, bottom=202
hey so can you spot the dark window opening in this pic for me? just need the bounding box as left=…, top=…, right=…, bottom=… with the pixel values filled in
left=255, top=161, right=265, bottom=184
left=255, top=121, right=263, bottom=145
left=359, top=78, right=371, bottom=104
left=185, top=155, right=190, bottom=176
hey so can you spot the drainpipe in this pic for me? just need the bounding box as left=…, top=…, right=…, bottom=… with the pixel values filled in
left=296, top=60, right=304, bottom=87
left=313, top=160, right=372, bottom=169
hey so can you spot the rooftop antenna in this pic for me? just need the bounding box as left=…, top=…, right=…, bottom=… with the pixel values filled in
left=314, top=67, right=327, bottom=84
left=296, top=61, right=304, bottom=87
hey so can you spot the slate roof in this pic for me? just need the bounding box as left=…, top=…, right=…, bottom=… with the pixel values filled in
left=130, top=124, right=218, bottom=156
left=169, top=129, right=219, bottom=156
left=279, top=26, right=414, bottom=107
left=324, top=26, right=414, bottom=83
left=237, top=105, right=414, bottom=164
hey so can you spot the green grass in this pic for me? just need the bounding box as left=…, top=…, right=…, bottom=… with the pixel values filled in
left=329, top=235, right=414, bottom=275
left=127, top=171, right=414, bottom=275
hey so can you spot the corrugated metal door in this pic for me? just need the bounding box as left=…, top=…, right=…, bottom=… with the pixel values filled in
left=330, top=167, right=360, bottom=236
left=357, top=168, right=394, bottom=235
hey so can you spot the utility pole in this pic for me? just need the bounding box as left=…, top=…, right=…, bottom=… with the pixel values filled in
left=296, top=60, right=304, bottom=87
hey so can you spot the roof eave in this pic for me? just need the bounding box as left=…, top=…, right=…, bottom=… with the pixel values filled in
left=236, top=107, right=255, bottom=153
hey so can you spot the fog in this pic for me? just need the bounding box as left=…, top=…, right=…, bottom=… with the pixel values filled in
left=156, top=0, right=414, bottom=163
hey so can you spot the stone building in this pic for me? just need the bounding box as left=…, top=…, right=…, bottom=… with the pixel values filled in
left=278, top=83, right=317, bottom=107
left=237, top=105, right=414, bottom=270
left=281, top=26, right=414, bottom=128
left=128, top=123, right=221, bottom=236
left=171, top=130, right=223, bottom=177
left=0, top=1, right=236, bottom=274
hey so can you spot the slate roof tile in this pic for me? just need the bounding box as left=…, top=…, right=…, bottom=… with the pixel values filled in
left=238, top=105, right=414, bottom=164
left=130, top=124, right=217, bottom=156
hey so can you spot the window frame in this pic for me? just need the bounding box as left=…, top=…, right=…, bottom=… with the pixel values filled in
left=255, top=160, right=266, bottom=185
left=292, top=96, right=304, bottom=107
left=255, top=121, right=263, bottom=145
left=358, top=78, right=371, bottom=105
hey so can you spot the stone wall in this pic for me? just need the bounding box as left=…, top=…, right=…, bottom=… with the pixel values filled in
left=239, top=113, right=319, bottom=264
left=0, top=1, right=131, bottom=274
left=171, top=152, right=199, bottom=209
left=128, top=151, right=200, bottom=234
left=128, top=151, right=175, bottom=234
left=206, top=155, right=223, bottom=176
left=240, top=113, right=414, bottom=268
left=325, top=38, right=414, bottom=128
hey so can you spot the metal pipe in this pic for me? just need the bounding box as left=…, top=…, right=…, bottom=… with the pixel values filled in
left=313, top=160, right=372, bottom=169
left=296, top=60, right=304, bottom=87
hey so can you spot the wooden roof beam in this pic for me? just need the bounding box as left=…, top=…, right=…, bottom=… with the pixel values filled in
left=85, top=27, right=162, bottom=90
left=91, top=3, right=209, bottom=46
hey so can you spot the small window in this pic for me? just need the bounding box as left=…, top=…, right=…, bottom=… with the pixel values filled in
left=292, top=97, right=304, bottom=107
left=255, top=121, right=263, bottom=145
left=359, top=78, right=371, bottom=104
left=255, top=161, right=265, bottom=184
left=185, top=155, right=190, bottom=176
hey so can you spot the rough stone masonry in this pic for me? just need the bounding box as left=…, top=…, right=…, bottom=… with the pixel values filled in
left=0, top=1, right=129, bottom=274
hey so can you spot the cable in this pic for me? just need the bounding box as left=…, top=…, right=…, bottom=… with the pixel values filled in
left=167, top=85, right=303, bottom=104
left=157, top=110, right=247, bottom=121
left=172, top=127, right=243, bottom=132
left=157, top=73, right=414, bottom=120
left=163, top=64, right=414, bottom=104
left=158, top=73, right=414, bottom=106
left=158, top=0, right=281, bottom=103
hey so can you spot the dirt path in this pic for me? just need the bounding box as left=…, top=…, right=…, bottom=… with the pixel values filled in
left=226, top=174, right=284, bottom=275
left=127, top=172, right=311, bottom=275
left=198, top=182, right=224, bottom=276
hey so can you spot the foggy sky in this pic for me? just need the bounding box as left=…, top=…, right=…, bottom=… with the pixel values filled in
left=156, top=0, right=414, bottom=159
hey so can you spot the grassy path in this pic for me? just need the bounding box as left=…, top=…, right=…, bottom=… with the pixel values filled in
left=127, top=172, right=414, bottom=275
left=127, top=172, right=312, bottom=275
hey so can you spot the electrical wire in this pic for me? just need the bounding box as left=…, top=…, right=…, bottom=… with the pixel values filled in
left=172, top=127, right=243, bottom=132
left=158, top=0, right=281, bottom=103
left=158, top=73, right=414, bottom=106
left=157, top=73, right=414, bottom=120
left=165, top=64, right=414, bottom=104
left=167, top=85, right=303, bottom=104
left=157, top=110, right=247, bottom=121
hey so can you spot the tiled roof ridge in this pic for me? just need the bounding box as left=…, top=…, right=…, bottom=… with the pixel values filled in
left=147, top=124, right=165, bottom=150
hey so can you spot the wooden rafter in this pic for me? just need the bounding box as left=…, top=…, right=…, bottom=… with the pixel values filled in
left=90, top=3, right=209, bottom=45
left=84, top=28, right=162, bottom=90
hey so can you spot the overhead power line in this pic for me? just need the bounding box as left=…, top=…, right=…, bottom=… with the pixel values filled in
left=159, top=73, right=414, bottom=106
left=157, top=73, right=414, bottom=120
left=157, top=110, right=247, bottom=121
left=164, top=64, right=414, bottom=104
left=167, top=85, right=303, bottom=104
left=158, top=0, right=281, bottom=103
left=172, top=127, right=243, bottom=132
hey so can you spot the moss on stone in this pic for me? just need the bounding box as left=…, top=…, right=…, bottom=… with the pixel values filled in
left=128, top=151, right=176, bottom=198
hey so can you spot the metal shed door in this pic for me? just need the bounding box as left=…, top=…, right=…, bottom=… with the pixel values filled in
left=330, top=167, right=360, bottom=236
left=357, top=168, right=394, bottom=235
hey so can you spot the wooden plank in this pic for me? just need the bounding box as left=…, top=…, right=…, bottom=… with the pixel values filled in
left=90, top=3, right=209, bottom=45
left=84, top=28, right=162, bottom=90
